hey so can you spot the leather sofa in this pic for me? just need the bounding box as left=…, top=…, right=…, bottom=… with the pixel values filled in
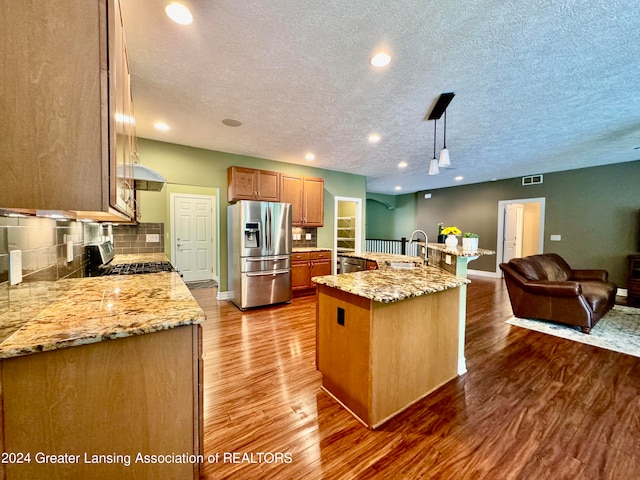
left=500, top=253, right=617, bottom=334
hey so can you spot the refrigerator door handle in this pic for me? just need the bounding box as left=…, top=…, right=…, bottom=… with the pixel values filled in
left=245, top=269, right=290, bottom=277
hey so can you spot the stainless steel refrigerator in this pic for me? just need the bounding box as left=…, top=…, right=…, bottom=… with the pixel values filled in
left=228, top=201, right=292, bottom=310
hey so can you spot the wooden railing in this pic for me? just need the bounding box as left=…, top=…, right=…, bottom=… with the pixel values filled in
left=365, top=238, right=420, bottom=257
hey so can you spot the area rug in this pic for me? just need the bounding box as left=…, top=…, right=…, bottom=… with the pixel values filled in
left=506, top=305, right=640, bottom=358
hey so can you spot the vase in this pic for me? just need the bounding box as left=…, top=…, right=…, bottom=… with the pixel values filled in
left=445, top=234, right=458, bottom=249
left=462, top=237, right=479, bottom=251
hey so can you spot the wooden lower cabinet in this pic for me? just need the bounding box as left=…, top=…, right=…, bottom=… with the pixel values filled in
left=0, top=325, right=202, bottom=480
left=292, top=250, right=332, bottom=293
left=316, top=284, right=460, bottom=429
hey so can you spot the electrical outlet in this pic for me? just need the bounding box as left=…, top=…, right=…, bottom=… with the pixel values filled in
left=9, top=250, right=22, bottom=285
left=445, top=254, right=452, bottom=265
left=66, top=241, right=74, bottom=263
left=305, top=233, right=312, bottom=240
left=146, top=234, right=160, bottom=243
left=550, top=234, right=561, bottom=241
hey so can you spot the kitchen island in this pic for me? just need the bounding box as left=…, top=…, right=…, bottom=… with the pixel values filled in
left=313, top=265, right=468, bottom=429
left=0, top=255, right=205, bottom=479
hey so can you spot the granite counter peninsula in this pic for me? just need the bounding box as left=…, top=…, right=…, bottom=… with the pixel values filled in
left=0, top=258, right=205, bottom=480
left=312, top=264, right=468, bottom=429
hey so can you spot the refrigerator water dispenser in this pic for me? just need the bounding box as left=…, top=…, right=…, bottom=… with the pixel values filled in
left=244, top=222, right=260, bottom=248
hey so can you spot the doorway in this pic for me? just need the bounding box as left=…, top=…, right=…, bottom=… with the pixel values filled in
left=334, top=196, right=363, bottom=274
left=170, top=193, right=217, bottom=283
left=496, top=197, right=545, bottom=275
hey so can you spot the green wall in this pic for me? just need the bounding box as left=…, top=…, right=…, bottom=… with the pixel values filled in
left=366, top=193, right=416, bottom=239
left=409, top=161, right=640, bottom=286
left=136, top=138, right=367, bottom=291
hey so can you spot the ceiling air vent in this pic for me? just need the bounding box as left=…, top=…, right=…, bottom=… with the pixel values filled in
left=522, top=174, right=543, bottom=186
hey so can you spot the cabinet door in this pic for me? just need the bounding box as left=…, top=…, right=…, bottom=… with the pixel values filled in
left=0, top=0, right=104, bottom=211
left=110, top=0, right=135, bottom=219
left=228, top=166, right=258, bottom=201
left=256, top=170, right=280, bottom=201
left=292, top=261, right=311, bottom=290
left=311, top=259, right=332, bottom=278
left=303, top=177, right=324, bottom=226
left=281, top=175, right=304, bottom=225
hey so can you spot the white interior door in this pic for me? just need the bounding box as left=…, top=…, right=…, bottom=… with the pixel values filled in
left=503, top=204, right=523, bottom=263
left=171, top=194, right=215, bottom=282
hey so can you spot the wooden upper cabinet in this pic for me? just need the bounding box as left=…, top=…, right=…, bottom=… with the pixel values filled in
left=227, top=167, right=280, bottom=202
left=281, top=175, right=304, bottom=223
left=302, top=176, right=324, bottom=226
left=280, top=175, right=324, bottom=226
left=0, top=0, right=135, bottom=222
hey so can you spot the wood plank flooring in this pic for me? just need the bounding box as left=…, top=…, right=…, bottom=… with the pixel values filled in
left=191, top=277, right=640, bottom=479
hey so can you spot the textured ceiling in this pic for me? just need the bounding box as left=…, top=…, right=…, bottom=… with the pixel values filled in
left=120, top=0, right=640, bottom=194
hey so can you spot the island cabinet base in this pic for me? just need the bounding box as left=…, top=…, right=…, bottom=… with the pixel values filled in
left=0, top=325, right=202, bottom=480
left=316, top=284, right=460, bottom=429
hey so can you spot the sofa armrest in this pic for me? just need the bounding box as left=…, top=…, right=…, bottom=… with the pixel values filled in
left=572, top=269, right=608, bottom=282
left=525, top=280, right=582, bottom=297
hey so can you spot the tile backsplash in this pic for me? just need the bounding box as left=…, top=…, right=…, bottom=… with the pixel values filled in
left=0, top=216, right=85, bottom=285
left=292, top=227, right=318, bottom=248
left=111, top=223, right=165, bottom=255
left=0, top=218, right=165, bottom=288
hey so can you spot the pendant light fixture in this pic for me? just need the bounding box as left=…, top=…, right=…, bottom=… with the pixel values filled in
left=438, top=109, right=451, bottom=167
left=429, top=119, right=440, bottom=175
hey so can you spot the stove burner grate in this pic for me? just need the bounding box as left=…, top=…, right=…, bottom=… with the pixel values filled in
left=101, top=261, right=176, bottom=276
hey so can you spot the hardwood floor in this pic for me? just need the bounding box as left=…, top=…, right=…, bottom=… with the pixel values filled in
left=191, top=277, right=640, bottom=479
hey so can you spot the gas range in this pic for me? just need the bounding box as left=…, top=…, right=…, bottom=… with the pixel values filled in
left=85, top=241, right=178, bottom=277
left=101, top=261, right=176, bottom=276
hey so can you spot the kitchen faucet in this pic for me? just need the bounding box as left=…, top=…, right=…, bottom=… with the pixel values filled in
left=409, top=229, right=428, bottom=265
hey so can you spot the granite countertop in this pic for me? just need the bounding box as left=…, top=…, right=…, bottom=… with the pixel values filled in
left=312, top=265, right=469, bottom=303
left=0, top=255, right=205, bottom=359
left=427, top=243, right=496, bottom=257
left=338, top=251, right=424, bottom=268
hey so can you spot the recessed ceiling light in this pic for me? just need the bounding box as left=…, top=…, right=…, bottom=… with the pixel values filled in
left=222, top=118, right=242, bottom=127
left=455, top=176, right=464, bottom=181
left=394, top=186, right=402, bottom=191
left=370, top=51, right=391, bottom=67
left=154, top=122, right=170, bottom=131
left=368, top=133, right=381, bottom=144
left=305, top=152, right=315, bottom=161
left=165, top=3, right=193, bottom=25
left=398, top=161, right=408, bottom=168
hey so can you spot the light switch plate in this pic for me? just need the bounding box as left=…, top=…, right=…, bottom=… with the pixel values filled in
left=550, top=234, right=561, bottom=241
left=305, top=233, right=312, bottom=240
left=9, top=250, right=22, bottom=285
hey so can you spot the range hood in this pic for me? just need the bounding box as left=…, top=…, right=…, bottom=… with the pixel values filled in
left=133, top=164, right=166, bottom=192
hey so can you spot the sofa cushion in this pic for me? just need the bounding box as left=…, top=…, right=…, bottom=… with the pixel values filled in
left=509, top=257, right=548, bottom=281
left=536, top=254, right=572, bottom=282
left=580, top=281, right=617, bottom=315
left=509, top=253, right=572, bottom=282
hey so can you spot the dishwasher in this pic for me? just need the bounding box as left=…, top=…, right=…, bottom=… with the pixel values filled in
left=339, top=256, right=366, bottom=273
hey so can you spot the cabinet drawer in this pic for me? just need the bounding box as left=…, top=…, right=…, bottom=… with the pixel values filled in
left=292, top=252, right=311, bottom=262
left=311, top=250, right=331, bottom=260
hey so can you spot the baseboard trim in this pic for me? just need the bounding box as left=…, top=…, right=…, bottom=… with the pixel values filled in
left=468, top=269, right=500, bottom=278
left=216, top=290, right=232, bottom=301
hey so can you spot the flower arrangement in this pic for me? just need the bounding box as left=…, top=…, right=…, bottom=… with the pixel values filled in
left=441, top=226, right=461, bottom=236
left=463, top=232, right=479, bottom=238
